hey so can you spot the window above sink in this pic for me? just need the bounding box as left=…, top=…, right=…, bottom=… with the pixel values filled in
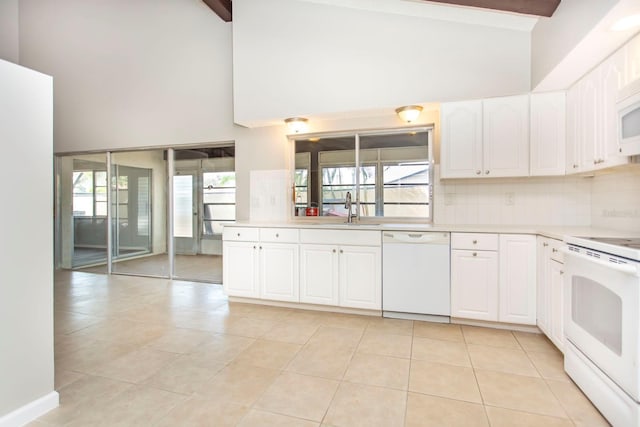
left=293, top=127, right=433, bottom=222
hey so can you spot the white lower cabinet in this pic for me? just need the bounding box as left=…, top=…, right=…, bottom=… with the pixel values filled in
left=223, top=241, right=259, bottom=298
left=299, top=244, right=339, bottom=306
left=451, top=249, right=499, bottom=321
left=259, top=242, right=299, bottom=302
left=300, top=244, right=381, bottom=310
left=451, top=233, right=536, bottom=325
left=537, top=236, right=565, bottom=352
left=223, top=227, right=298, bottom=301
left=499, top=234, right=536, bottom=325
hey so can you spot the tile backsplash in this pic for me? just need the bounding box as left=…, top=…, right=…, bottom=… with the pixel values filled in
left=591, top=164, right=640, bottom=232
left=433, top=165, right=592, bottom=226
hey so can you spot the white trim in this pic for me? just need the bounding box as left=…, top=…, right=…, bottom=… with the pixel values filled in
left=0, top=391, right=59, bottom=427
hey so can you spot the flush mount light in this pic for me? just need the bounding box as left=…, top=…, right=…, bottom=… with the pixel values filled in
left=284, top=117, right=309, bottom=134
left=395, top=105, right=423, bottom=123
left=611, top=14, right=640, bottom=31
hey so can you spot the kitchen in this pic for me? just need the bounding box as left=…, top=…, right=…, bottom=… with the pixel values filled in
left=2, top=0, right=640, bottom=426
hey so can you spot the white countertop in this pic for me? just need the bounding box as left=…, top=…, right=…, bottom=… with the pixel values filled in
left=224, top=221, right=633, bottom=241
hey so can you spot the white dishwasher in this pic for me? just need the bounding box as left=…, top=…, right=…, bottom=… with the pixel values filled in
left=382, top=231, right=451, bottom=322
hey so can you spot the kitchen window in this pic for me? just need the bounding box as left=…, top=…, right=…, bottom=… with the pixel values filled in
left=294, top=128, right=432, bottom=220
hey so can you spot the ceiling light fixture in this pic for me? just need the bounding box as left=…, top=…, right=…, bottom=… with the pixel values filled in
left=284, top=117, right=309, bottom=134
left=611, top=14, right=640, bottom=31
left=395, top=105, right=423, bottom=123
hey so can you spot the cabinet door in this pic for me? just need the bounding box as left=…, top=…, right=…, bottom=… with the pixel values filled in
left=499, top=234, right=536, bottom=325
left=339, top=245, right=381, bottom=310
left=530, top=92, right=566, bottom=176
left=578, top=74, right=599, bottom=170
left=625, top=32, right=640, bottom=85
left=451, top=249, right=498, bottom=321
left=482, top=95, right=530, bottom=177
left=599, top=50, right=628, bottom=169
left=536, top=237, right=551, bottom=334
left=300, top=244, right=339, bottom=306
left=549, top=259, right=565, bottom=353
left=259, top=242, right=299, bottom=302
left=440, top=100, right=483, bottom=178
left=223, top=241, right=258, bottom=297
left=566, top=85, right=582, bottom=173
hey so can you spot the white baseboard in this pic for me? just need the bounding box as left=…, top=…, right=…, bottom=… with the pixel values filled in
left=0, top=391, right=59, bottom=427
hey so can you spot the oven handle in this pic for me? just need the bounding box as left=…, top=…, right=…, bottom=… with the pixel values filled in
left=560, top=247, right=639, bottom=276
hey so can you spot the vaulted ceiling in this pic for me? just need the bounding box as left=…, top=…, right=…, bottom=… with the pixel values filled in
left=202, top=0, right=561, bottom=22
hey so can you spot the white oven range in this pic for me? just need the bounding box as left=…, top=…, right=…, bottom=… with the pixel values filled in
left=563, top=236, right=640, bottom=426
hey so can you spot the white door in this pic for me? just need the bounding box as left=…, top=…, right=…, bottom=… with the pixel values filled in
left=300, top=244, right=339, bottom=306
left=223, top=241, right=258, bottom=297
left=599, top=50, right=627, bottom=168
left=499, top=234, right=536, bottom=325
left=440, top=100, right=483, bottom=178
left=259, top=242, right=299, bottom=302
left=339, top=245, right=381, bottom=310
left=578, top=75, right=599, bottom=170
left=536, top=238, right=551, bottom=335
left=173, top=171, right=198, bottom=255
left=549, top=259, right=565, bottom=352
left=482, top=95, right=530, bottom=177
left=530, top=92, right=566, bottom=176
left=451, top=249, right=498, bottom=321
left=566, top=85, right=582, bottom=173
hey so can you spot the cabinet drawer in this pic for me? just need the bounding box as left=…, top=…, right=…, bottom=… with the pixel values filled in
left=451, top=233, right=498, bottom=250
left=260, top=227, right=299, bottom=243
left=223, top=227, right=259, bottom=242
left=549, top=239, right=564, bottom=263
left=300, top=229, right=381, bottom=246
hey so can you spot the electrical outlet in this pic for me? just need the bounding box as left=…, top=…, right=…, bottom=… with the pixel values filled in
left=505, top=192, right=515, bottom=206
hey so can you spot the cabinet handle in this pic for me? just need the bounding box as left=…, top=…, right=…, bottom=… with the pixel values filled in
left=472, top=252, right=477, bottom=257
left=332, top=249, right=336, bottom=253
left=543, top=243, right=549, bottom=247
left=560, top=270, right=564, bottom=275
left=472, top=240, right=478, bottom=244
left=340, top=249, right=344, bottom=254
left=573, top=164, right=578, bottom=169
left=259, top=246, right=263, bottom=250
left=620, top=148, right=623, bottom=153
left=237, top=233, right=241, bottom=237
left=476, top=170, right=481, bottom=175
left=253, top=245, right=256, bottom=249
left=552, top=248, right=558, bottom=253
left=485, top=170, right=490, bottom=175
left=593, top=159, right=598, bottom=165
left=275, top=233, right=279, bottom=238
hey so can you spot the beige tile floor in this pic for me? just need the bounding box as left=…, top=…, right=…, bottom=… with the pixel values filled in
left=32, top=270, right=611, bottom=426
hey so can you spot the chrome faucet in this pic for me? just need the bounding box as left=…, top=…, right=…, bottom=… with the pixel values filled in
left=345, top=191, right=356, bottom=223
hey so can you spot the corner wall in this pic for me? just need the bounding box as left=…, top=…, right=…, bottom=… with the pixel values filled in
left=0, top=60, right=57, bottom=424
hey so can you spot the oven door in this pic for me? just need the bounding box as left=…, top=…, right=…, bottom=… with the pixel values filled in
left=563, top=248, right=640, bottom=400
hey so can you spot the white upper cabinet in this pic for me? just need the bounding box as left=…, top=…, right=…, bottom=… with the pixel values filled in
left=599, top=49, right=627, bottom=167
left=624, top=33, right=640, bottom=85
left=566, top=48, right=628, bottom=174
left=483, top=95, right=530, bottom=177
left=530, top=92, right=566, bottom=176
left=440, top=100, right=483, bottom=178
left=441, top=95, right=530, bottom=179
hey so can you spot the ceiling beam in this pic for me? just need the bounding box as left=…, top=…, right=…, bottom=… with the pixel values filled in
left=424, top=0, right=561, bottom=17
left=203, top=0, right=232, bottom=22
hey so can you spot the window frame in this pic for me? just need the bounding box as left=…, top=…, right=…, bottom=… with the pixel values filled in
left=292, top=126, right=433, bottom=222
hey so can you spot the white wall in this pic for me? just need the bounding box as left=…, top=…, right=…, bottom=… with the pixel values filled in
left=232, top=0, right=531, bottom=127
left=0, top=0, right=19, bottom=63
left=531, top=0, right=619, bottom=89
left=18, top=0, right=236, bottom=153
left=0, top=60, right=57, bottom=422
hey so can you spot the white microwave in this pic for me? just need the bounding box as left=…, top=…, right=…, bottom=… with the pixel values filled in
left=618, top=79, right=640, bottom=156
